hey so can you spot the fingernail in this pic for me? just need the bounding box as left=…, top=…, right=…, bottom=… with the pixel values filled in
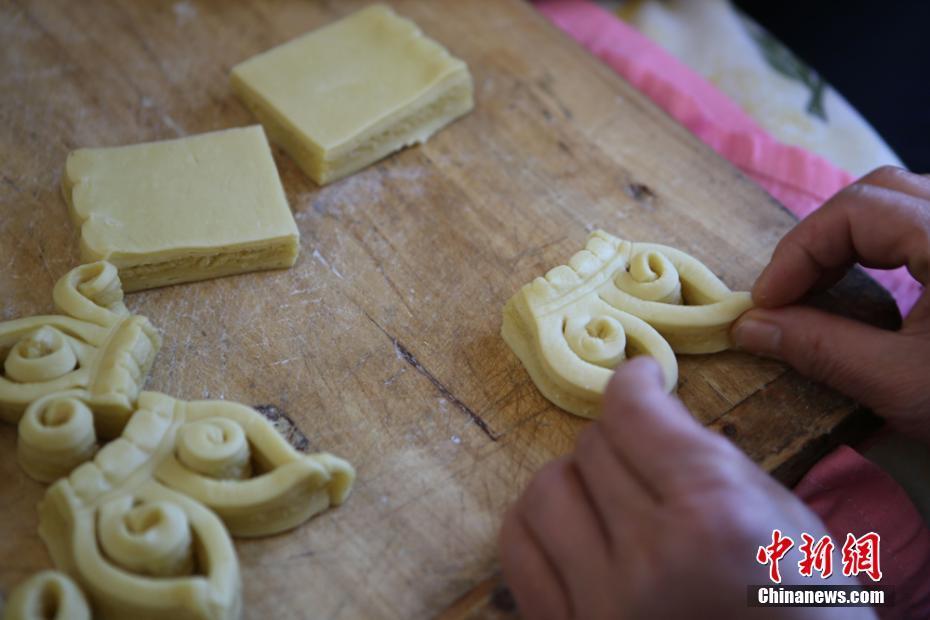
left=614, top=356, right=664, bottom=390
left=631, top=355, right=664, bottom=384
left=732, top=318, right=782, bottom=358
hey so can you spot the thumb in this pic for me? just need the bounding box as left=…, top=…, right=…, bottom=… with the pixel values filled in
left=732, top=307, right=906, bottom=412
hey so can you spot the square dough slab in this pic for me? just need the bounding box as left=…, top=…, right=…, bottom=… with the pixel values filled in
left=230, top=4, right=474, bottom=186
left=63, top=125, right=300, bottom=292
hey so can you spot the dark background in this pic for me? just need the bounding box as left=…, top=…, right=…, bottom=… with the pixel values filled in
left=736, top=1, right=930, bottom=172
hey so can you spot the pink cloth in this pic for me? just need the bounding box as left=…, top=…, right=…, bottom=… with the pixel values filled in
left=536, top=0, right=923, bottom=314
left=796, top=446, right=930, bottom=619
left=534, top=0, right=930, bottom=612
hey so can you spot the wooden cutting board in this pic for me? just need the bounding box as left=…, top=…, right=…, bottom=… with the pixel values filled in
left=0, top=0, right=899, bottom=618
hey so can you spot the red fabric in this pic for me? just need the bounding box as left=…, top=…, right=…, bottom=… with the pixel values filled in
left=795, top=446, right=930, bottom=619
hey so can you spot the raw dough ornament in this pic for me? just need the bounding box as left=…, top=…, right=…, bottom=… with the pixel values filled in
left=3, top=261, right=353, bottom=620
left=2, top=570, right=90, bottom=620
left=0, top=261, right=160, bottom=426
left=33, top=390, right=354, bottom=620
left=63, top=125, right=300, bottom=292
left=231, top=4, right=474, bottom=185
left=502, top=231, right=753, bottom=418
left=17, top=393, right=98, bottom=483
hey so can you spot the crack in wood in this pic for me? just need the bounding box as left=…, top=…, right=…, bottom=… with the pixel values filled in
left=364, top=313, right=499, bottom=441
left=253, top=404, right=311, bottom=452
left=625, top=182, right=656, bottom=204
left=1, top=173, right=21, bottom=193
left=703, top=368, right=790, bottom=427
left=392, top=338, right=500, bottom=441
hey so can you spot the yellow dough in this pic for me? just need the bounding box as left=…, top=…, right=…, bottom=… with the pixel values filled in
left=36, top=391, right=355, bottom=620
left=0, top=261, right=160, bottom=426
left=502, top=231, right=753, bottom=418
left=63, top=126, right=300, bottom=292
left=12, top=390, right=354, bottom=620
left=5, top=191, right=352, bottom=619
left=2, top=571, right=90, bottom=620
left=231, top=4, right=474, bottom=185
left=17, top=394, right=98, bottom=483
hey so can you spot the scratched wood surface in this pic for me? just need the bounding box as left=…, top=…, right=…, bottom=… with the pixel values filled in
left=0, top=0, right=899, bottom=618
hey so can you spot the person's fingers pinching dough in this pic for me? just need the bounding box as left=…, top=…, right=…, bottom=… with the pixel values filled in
left=502, top=353, right=873, bottom=619
left=733, top=167, right=930, bottom=441
left=751, top=167, right=930, bottom=309
left=593, top=356, right=745, bottom=499
left=731, top=306, right=922, bottom=419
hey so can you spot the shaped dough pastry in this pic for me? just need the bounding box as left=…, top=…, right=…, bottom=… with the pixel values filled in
left=2, top=570, right=90, bottom=620
left=0, top=261, right=160, bottom=425
left=142, top=392, right=355, bottom=537
left=231, top=4, right=474, bottom=185
left=17, top=393, right=98, bottom=483
left=63, top=125, right=300, bottom=292
left=502, top=231, right=753, bottom=418
left=36, top=390, right=354, bottom=620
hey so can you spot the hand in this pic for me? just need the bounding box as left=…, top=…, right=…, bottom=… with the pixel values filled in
left=732, top=166, right=930, bottom=443
left=499, top=358, right=869, bottom=619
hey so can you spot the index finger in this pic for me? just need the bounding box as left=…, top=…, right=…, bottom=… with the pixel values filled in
left=754, top=169, right=930, bottom=308
left=598, top=357, right=743, bottom=499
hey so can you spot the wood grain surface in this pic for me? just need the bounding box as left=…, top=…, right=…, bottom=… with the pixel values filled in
left=0, top=0, right=899, bottom=618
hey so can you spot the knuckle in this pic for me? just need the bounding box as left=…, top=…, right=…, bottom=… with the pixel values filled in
left=608, top=358, right=663, bottom=395
left=575, top=425, right=600, bottom=458
left=601, top=388, right=667, bottom=436
left=778, top=226, right=818, bottom=266
left=852, top=361, right=920, bottom=417
left=596, top=409, right=624, bottom=448
left=709, top=495, right=771, bottom=542
left=793, top=327, right=842, bottom=384
left=499, top=507, right=520, bottom=549
left=617, top=386, right=670, bottom=417
left=523, top=460, right=568, bottom=510
left=698, top=453, right=752, bottom=491
left=679, top=483, right=773, bottom=543
left=866, top=164, right=906, bottom=184
left=911, top=208, right=930, bottom=240
left=705, top=430, right=744, bottom=461
left=835, top=181, right=872, bottom=207
left=574, top=425, right=620, bottom=482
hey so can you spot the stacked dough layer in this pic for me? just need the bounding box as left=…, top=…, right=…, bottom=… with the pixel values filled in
left=62, top=126, right=300, bottom=293
left=231, top=4, right=473, bottom=185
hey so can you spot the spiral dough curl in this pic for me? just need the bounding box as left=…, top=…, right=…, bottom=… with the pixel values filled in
left=4, top=326, right=78, bottom=383
left=98, top=496, right=194, bottom=577
left=75, top=261, right=124, bottom=308
left=176, top=417, right=252, bottom=480
left=3, top=570, right=91, bottom=620
left=565, top=315, right=627, bottom=368
left=614, top=250, right=683, bottom=304
left=17, top=396, right=97, bottom=483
